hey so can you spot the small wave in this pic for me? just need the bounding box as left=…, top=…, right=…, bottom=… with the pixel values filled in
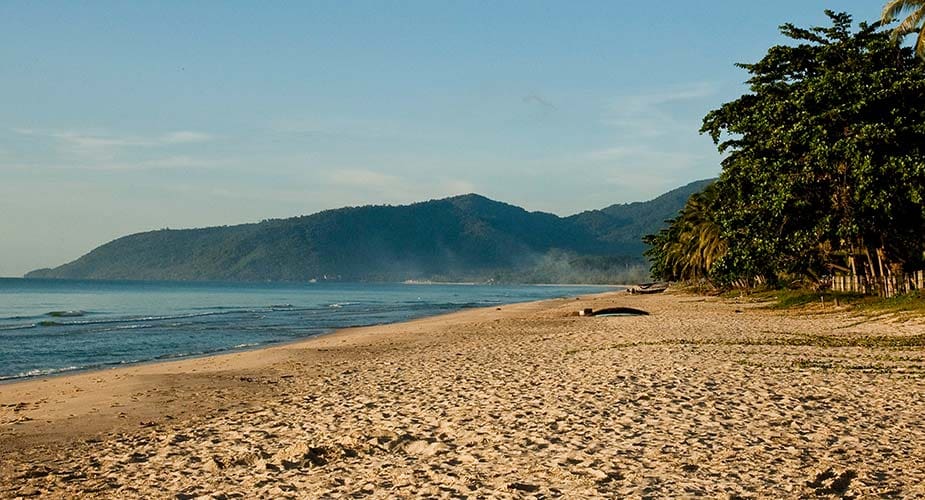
left=328, top=301, right=359, bottom=309
left=0, top=365, right=82, bottom=381
left=90, top=324, right=158, bottom=334
left=270, top=304, right=293, bottom=309
left=0, top=323, right=38, bottom=331
left=43, top=309, right=258, bottom=328
left=46, top=310, right=85, bottom=318
left=232, top=342, right=260, bottom=349
left=154, top=351, right=199, bottom=360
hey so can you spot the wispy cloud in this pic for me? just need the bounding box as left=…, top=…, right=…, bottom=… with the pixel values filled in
left=11, top=127, right=215, bottom=154
left=576, top=82, right=722, bottom=194
left=600, top=81, right=718, bottom=138
left=159, top=131, right=214, bottom=144
left=1, top=155, right=222, bottom=172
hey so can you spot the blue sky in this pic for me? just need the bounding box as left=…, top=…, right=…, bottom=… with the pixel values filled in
left=2, top=1, right=879, bottom=276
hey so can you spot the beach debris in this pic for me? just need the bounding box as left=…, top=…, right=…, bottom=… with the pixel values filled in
left=806, top=468, right=857, bottom=496
left=507, top=482, right=540, bottom=493
left=629, top=282, right=669, bottom=294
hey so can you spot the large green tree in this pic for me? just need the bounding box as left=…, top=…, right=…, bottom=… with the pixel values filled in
left=648, top=11, right=925, bottom=287
left=882, top=0, right=925, bottom=58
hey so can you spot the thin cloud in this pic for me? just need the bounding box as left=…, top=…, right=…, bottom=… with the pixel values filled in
left=601, top=81, right=718, bottom=137
left=0, top=155, right=221, bottom=172
left=11, top=127, right=215, bottom=152
left=576, top=82, right=722, bottom=197
left=161, top=131, right=213, bottom=144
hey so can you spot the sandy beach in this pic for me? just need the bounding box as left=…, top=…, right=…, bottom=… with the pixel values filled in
left=2, top=290, right=925, bottom=498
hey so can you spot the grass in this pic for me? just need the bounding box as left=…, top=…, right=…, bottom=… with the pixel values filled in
left=725, top=287, right=925, bottom=315
left=855, top=289, right=925, bottom=314
left=654, top=334, right=925, bottom=348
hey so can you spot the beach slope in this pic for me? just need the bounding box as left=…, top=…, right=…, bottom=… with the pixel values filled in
left=2, top=291, right=924, bottom=498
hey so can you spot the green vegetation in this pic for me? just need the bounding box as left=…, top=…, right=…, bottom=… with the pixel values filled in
left=651, top=334, right=925, bottom=349
left=646, top=11, right=925, bottom=291
left=723, top=289, right=866, bottom=310
left=856, top=289, right=925, bottom=313
left=27, top=183, right=708, bottom=283
left=723, top=287, right=925, bottom=316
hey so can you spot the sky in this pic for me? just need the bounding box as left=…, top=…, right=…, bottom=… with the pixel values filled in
left=1, top=0, right=880, bottom=276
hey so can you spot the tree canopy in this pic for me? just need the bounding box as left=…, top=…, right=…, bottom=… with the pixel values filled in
left=646, top=11, right=925, bottom=288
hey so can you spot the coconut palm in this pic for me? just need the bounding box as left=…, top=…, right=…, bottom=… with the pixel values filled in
left=882, top=0, right=925, bottom=58
left=644, top=183, right=727, bottom=283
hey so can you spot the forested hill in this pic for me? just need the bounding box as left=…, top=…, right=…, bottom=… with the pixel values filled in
left=26, top=179, right=712, bottom=283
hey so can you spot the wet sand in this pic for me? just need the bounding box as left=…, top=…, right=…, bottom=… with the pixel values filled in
left=2, top=291, right=924, bottom=498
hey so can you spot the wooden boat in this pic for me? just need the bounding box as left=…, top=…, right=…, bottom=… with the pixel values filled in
left=630, top=282, right=669, bottom=294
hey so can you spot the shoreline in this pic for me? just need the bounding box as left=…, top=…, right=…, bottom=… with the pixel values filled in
left=0, top=289, right=615, bottom=387
left=0, top=291, right=608, bottom=448
left=3, top=290, right=925, bottom=498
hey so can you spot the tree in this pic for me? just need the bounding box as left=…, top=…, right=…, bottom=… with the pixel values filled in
left=882, top=0, right=925, bottom=58
left=647, top=11, right=925, bottom=289
left=644, top=182, right=726, bottom=283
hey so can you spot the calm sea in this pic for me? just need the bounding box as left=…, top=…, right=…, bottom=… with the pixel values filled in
left=0, top=278, right=615, bottom=381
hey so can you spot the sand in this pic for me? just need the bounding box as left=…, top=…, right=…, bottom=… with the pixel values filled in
left=2, top=290, right=925, bottom=498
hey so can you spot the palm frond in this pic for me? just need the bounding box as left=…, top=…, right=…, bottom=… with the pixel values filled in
left=895, top=5, right=925, bottom=35
left=917, top=25, right=925, bottom=58
left=882, top=0, right=923, bottom=23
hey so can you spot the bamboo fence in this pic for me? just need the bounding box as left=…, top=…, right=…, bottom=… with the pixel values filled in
left=829, top=271, right=925, bottom=298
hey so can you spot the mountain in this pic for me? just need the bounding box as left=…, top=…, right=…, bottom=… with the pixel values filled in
left=26, top=179, right=713, bottom=283
left=567, top=178, right=715, bottom=257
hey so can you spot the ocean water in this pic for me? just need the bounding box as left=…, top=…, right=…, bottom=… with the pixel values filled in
left=0, top=278, right=615, bottom=381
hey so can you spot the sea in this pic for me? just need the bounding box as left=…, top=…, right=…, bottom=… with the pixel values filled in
left=0, top=278, right=616, bottom=382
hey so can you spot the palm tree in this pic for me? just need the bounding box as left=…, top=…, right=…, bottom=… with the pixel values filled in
left=643, top=184, right=726, bottom=283
left=882, top=0, right=925, bottom=58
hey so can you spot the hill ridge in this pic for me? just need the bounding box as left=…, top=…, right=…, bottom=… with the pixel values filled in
left=27, top=179, right=714, bottom=283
